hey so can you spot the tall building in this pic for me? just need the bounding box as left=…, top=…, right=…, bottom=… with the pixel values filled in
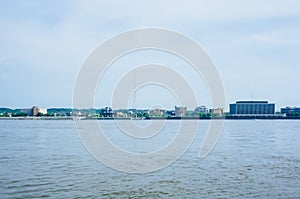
left=20, top=108, right=33, bottom=116
left=165, top=110, right=175, bottom=117
left=32, top=106, right=39, bottom=116
left=230, top=101, right=275, bottom=115
left=175, top=106, right=187, bottom=117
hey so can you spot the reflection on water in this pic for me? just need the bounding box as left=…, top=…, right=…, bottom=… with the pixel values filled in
left=0, top=120, right=299, bottom=198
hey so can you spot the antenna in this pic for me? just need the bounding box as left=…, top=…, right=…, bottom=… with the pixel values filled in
left=131, top=70, right=136, bottom=109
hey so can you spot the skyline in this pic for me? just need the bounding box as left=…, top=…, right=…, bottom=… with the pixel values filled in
left=1, top=1, right=300, bottom=109
left=0, top=99, right=297, bottom=113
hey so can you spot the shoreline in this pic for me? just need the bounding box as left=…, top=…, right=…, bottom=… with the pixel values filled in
left=1, top=116, right=300, bottom=120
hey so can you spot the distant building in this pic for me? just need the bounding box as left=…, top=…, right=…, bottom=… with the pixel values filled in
left=175, top=106, right=187, bottom=117
left=38, top=108, right=47, bottom=115
left=113, top=112, right=126, bottom=118
left=128, top=109, right=137, bottom=114
left=195, top=106, right=208, bottom=115
left=20, top=106, right=41, bottom=116
left=138, top=109, right=150, bottom=115
left=281, top=107, right=300, bottom=115
left=165, top=110, right=175, bottom=117
left=230, top=101, right=275, bottom=115
left=100, top=107, right=113, bottom=117
left=209, top=108, right=224, bottom=116
left=20, top=108, right=33, bottom=116
left=186, top=110, right=196, bottom=117
left=32, top=106, right=39, bottom=116
left=149, top=108, right=165, bottom=117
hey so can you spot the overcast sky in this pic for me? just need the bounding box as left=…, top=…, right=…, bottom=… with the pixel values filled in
left=1, top=0, right=300, bottom=111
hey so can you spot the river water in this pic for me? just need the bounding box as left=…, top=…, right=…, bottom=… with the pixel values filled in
left=0, top=120, right=299, bottom=198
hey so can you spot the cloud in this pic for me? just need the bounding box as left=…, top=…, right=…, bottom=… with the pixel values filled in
left=1, top=0, right=299, bottom=70
left=0, top=0, right=300, bottom=107
left=69, top=0, right=300, bottom=23
left=249, top=31, right=300, bottom=45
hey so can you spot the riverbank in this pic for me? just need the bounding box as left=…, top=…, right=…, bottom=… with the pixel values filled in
left=1, top=116, right=300, bottom=120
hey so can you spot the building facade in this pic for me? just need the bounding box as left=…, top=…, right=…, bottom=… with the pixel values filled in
left=230, top=101, right=275, bottom=115
left=175, top=106, right=187, bottom=117
left=38, top=108, right=47, bottom=115
left=195, top=106, right=208, bottom=114
left=209, top=108, right=224, bottom=116
left=165, top=110, right=175, bottom=117
left=100, top=107, right=113, bottom=117
left=149, top=108, right=165, bottom=117
left=281, top=107, right=300, bottom=115
left=20, top=106, right=43, bottom=116
left=20, top=108, right=33, bottom=116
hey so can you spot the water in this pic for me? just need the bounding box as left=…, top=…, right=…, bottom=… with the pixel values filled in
left=0, top=120, right=299, bottom=198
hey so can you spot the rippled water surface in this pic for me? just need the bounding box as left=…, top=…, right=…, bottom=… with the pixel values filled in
left=0, top=120, right=300, bottom=198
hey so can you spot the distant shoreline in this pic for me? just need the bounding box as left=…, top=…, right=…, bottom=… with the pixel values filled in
left=1, top=116, right=300, bottom=120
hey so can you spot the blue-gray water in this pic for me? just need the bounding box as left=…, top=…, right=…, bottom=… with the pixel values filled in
left=0, top=120, right=299, bottom=198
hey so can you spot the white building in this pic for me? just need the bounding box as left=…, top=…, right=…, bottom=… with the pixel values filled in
left=38, top=108, right=47, bottom=115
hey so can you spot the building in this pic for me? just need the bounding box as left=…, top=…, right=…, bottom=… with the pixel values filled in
left=20, top=106, right=41, bottom=116
left=175, top=106, right=187, bottom=117
left=38, top=108, right=47, bottom=115
left=209, top=108, right=224, bottom=116
left=100, top=107, right=113, bottom=117
left=113, top=111, right=127, bottom=118
left=281, top=107, right=300, bottom=115
left=20, top=108, right=33, bottom=116
left=165, top=110, right=175, bottom=117
left=32, top=106, right=39, bottom=116
left=149, top=108, right=165, bottom=117
left=230, top=101, right=275, bottom=115
left=195, top=106, right=208, bottom=115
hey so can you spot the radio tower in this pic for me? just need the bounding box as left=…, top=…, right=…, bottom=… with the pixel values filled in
left=131, top=70, right=136, bottom=109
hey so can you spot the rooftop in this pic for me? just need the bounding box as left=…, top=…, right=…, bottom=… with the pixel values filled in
left=235, top=101, right=269, bottom=104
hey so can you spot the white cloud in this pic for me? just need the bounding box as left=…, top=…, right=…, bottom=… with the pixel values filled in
left=2, top=0, right=299, bottom=72
left=70, top=0, right=300, bottom=23
left=249, top=31, right=300, bottom=45
left=0, top=0, right=300, bottom=107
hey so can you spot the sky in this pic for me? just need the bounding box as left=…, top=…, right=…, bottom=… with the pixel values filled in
left=0, top=0, right=300, bottom=111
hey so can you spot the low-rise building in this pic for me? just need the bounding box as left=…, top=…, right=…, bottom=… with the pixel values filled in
left=113, top=112, right=127, bottom=118
left=281, top=107, right=300, bottom=115
left=165, top=110, right=175, bottom=117
left=195, top=106, right=208, bottom=113
left=20, top=108, right=33, bottom=116
left=100, top=107, right=113, bottom=117
left=195, top=106, right=208, bottom=116
left=149, top=108, right=165, bottom=117
left=175, top=106, right=187, bottom=117
left=209, top=108, right=224, bottom=116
